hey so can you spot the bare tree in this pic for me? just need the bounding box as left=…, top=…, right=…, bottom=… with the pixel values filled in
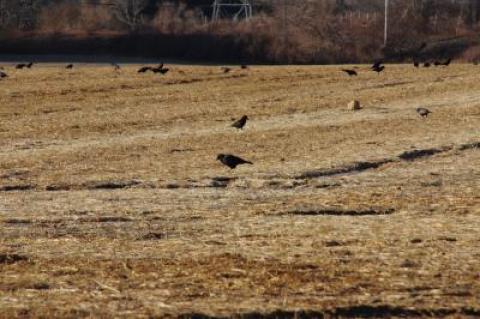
left=109, top=0, right=149, bottom=31
left=468, top=0, right=480, bottom=24
left=0, top=0, right=42, bottom=30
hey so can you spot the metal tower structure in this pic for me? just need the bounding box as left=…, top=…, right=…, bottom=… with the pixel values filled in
left=212, top=0, right=253, bottom=22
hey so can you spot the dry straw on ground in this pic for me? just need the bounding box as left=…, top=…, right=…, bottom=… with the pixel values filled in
left=0, top=63, right=479, bottom=318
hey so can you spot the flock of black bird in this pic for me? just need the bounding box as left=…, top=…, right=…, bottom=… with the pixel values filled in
left=216, top=115, right=253, bottom=169
left=0, top=61, right=170, bottom=76
left=0, top=61, right=246, bottom=80
left=0, top=58, right=450, bottom=169
left=0, top=61, right=253, bottom=170
left=15, top=62, right=34, bottom=69
left=342, top=57, right=452, bottom=77
left=221, top=59, right=438, bottom=169
left=340, top=58, right=460, bottom=121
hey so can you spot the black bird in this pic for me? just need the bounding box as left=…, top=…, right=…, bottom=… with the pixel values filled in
left=441, top=58, right=452, bottom=66
left=66, top=64, right=74, bottom=69
left=159, top=68, right=169, bottom=74
left=433, top=60, right=441, bottom=66
left=423, top=62, right=431, bottom=68
left=15, top=63, right=27, bottom=69
left=241, top=65, right=248, bottom=69
left=413, top=60, right=419, bottom=68
left=371, top=65, right=385, bottom=74
left=26, top=62, right=33, bottom=68
left=151, top=64, right=169, bottom=74
left=222, top=67, right=232, bottom=73
left=342, top=69, right=357, bottom=76
left=371, top=60, right=383, bottom=70
left=138, top=66, right=152, bottom=73
left=0, top=71, right=8, bottom=78
left=416, top=107, right=431, bottom=118
left=231, top=115, right=248, bottom=129
left=217, top=154, right=253, bottom=169
left=153, top=68, right=169, bottom=74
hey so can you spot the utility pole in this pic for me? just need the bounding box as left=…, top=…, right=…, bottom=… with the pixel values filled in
left=282, top=0, right=288, bottom=59
left=384, top=0, right=389, bottom=46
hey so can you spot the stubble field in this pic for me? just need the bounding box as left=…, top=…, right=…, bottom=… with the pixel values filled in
left=0, top=62, right=479, bottom=318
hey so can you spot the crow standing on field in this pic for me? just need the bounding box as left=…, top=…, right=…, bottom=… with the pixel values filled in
left=371, top=60, right=383, bottom=70
left=416, top=107, right=431, bottom=118
left=217, top=154, right=253, bottom=169
left=138, top=66, right=152, bottom=73
left=66, top=64, right=74, bottom=69
left=16, top=62, right=33, bottom=69
left=371, top=65, right=385, bottom=74
left=152, top=64, right=169, bottom=74
left=112, top=63, right=121, bottom=70
left=413, top=60, right=420, bottom=67
left=371, top=60, right=384, bottom=74
left=222, top=67, right=232, bottom=73
left=433, top=59, right=451, bottom=67
left=241, top=65, right=248, bottom=69
left=158, top=68, right=169, bottom=74
left=423, top=62, right=431, bottom=68
left=0, top=71, right=7, bottom=78
left=342, top=69, right=357, bottom=76
left=231, top=115, right=248, bottom=129
left=441, top=58, right=452, bottom=66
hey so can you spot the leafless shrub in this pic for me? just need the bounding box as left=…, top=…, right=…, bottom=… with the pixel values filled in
left=151, top=2, right=204, bottom=34
left=78, top=5, right=115, bottom=33
left=37, top=2, right=81, bottom=33
left=461, top=44, right=480, bottom=62
left=110, top=0, right=149, bottom=31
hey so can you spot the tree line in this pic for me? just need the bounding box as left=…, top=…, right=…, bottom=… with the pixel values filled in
left=0, top=0, right=479, bottom=32
left=0, top=0, right=479, bottom=63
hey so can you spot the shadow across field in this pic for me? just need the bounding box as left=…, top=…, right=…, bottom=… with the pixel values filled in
left=1, top=142, right=477, bottom=194
left=295, top=141, right=478, bottom=181
left=295, top=159, right=394, bottom=180
left=0, top=253, right=30, bottom=265
left=179, top=305, right=480, bottom=319
left=284, top=207, right=395, bottom=217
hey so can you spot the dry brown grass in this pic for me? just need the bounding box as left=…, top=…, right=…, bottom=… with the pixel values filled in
left=0, top=62, right=479, bottom=318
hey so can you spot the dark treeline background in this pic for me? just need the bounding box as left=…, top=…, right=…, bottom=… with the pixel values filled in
left=1, top=0, right=480, bottom=63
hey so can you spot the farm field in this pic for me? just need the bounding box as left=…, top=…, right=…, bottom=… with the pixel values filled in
left=0, top=63, right=479, bottom=318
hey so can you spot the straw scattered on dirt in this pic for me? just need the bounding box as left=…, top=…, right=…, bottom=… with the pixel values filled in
left=0, top=63, right=479, bottom=318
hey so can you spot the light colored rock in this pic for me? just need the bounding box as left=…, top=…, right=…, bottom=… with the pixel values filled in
left=348, top=100, right=361, bottom=111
